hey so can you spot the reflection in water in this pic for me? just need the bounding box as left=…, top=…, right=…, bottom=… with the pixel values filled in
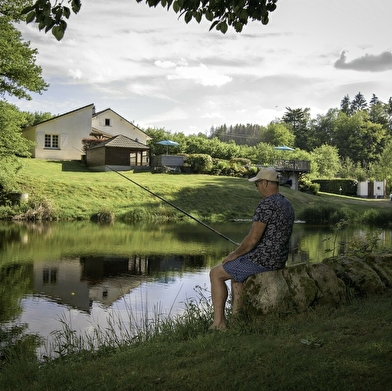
left=0, top=220, right=391, bottom=358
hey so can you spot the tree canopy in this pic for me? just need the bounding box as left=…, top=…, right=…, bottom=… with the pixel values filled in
left=22, top=0, right=278, bottom=40
left=0, top=2, right=48, bottom=100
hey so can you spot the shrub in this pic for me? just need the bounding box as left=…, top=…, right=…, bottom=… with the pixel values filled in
left=186, top=154, right=213, bottom=174
left=298, top=205, right=351, bottom=225
left=229, top=158, right=251, bottom=166
left=312, top=179, right=358, bottom=196
left=299, top=176, right=319, bottom=195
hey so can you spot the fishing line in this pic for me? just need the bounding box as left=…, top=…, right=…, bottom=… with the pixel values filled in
left=72, top=146, right=238, bottom=246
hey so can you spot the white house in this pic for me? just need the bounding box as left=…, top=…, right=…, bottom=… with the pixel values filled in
left=22, top=104, right=151, bottom=160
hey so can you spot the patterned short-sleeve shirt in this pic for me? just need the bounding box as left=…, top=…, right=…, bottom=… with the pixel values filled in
left=247, top=193, right=295, bottom=269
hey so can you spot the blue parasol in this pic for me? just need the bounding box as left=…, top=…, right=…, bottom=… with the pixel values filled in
left=157, top=139, right=179, bottom=155
left=274, top=145, right=295, bottom=151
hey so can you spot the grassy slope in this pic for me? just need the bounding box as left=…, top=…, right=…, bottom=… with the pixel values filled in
left=12, top=159, right=392, bottom=222
left=1, top=293, right=391, bottom=391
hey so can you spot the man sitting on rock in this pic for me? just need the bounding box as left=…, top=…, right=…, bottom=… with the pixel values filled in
left=209, top=167, right=295, bottom=330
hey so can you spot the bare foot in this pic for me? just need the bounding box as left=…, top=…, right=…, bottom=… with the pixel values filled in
left=209, top=323, right=227, bottom=331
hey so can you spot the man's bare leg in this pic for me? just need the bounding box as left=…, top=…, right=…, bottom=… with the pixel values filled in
left=231, top=280, right=244, bottom=315
left=209, top=264, right=231, bottom=330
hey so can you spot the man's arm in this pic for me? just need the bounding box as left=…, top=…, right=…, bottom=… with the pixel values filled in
left=222, top=221, right=266, bottom=264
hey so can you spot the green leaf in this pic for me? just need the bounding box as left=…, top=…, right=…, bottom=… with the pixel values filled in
left=234, top=22, right=243, bottom=32
left=25, top=11, right=36, bottom=24
left=21, top=6, right=35, bottom=15
left=219, top=21, right=228, bottom=33
left=239, top=9, right=247, bottom=21
left=52, top=25, right=65, bottom=41
left=44, top=19, right=56, bottom=33
left=209, top=20, right=219, bottom=31
left=38, top=21, right=46, bottom=30
left=63, top=7, right=71, bottom=19
left=72, top=0, right=82, bottom=14
left=184, top=11, right=192, bottom=23
left=205, top=10, right=213, bottom=21
left=173, top=0, right=180, bottom=12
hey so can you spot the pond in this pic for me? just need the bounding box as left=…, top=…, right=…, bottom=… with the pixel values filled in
left=1, top=220, right=391, bottom=358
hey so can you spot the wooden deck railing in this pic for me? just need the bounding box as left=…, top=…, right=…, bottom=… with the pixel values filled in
left=273, top=160, right=311, bottom=172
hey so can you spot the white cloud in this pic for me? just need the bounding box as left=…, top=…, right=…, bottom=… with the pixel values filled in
left=154, top=60, right=176, bottom=68
left=167, top=63, right=232, bottom=86
left=201, top=112, right=225, bottom=119
left=68, top=69, right=83, bottom=79
left=127, top=82, right=175, bottom=101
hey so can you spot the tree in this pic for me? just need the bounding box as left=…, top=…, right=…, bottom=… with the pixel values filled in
left=370, top=93, right=380, bottom=106
left=338, top=157, right=367, bottom=181
left=350, top=92, right=367, bottom=114
left=0, top=6, right=48, bottom=100
left=260, top=122, right=295, bottom=147
left=311, top=109, right=339, bottom=147
left=310, top=144, right=340, bottom=179
left=22, top=0, right=278, bottom=40
left=0, top=0, right=32, bottom=22
left=333, top=111, right=388, bottom=166
left=24, top=110, right=53, bottom=126
left=0, top=101, right=35, bottom=193
left=283, top=107, right=313, bottom=151
left=340, top=94, right=351, bottom=115
left=375, top=139, right=392, bottom=193
left=368, top=100, right=390, bottom=130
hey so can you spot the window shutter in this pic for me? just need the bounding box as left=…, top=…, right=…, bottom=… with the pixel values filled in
left=61, top=134, right=68, bottom=149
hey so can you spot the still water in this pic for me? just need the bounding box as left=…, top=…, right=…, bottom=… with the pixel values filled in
left=1, top=220, right=391, bottom=357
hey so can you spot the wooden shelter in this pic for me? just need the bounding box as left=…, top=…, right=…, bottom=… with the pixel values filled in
left=86, top=134, right=150, bottom=171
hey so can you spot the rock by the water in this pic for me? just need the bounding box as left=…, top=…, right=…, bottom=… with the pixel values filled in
left=243, top=254, right=391, bottom=315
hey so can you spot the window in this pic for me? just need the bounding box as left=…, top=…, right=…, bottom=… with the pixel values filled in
left=45, top=134, right=59, bottom=148
left=43, top=268, right=58, bottom=284
left=105, top=118, right=111, bottom=126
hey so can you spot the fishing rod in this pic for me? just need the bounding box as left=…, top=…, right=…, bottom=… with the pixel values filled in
left=73, top=146, right=238, bottom=246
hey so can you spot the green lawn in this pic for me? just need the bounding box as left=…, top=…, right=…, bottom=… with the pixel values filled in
left=9, top=158, right=392, bottom=224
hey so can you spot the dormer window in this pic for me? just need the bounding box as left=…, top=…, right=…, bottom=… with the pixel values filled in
left=105, top=118, right=111, bottom=126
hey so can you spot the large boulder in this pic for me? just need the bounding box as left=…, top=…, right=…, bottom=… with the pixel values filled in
left=365, top=254, right=392, bottom=288
left=323, top=256, right=387, bottom=295
left=243, top=262, right=346, bottom=315
left=306, top=263, right=346, bottom=307
left=243, top=254, right=392, bottom=315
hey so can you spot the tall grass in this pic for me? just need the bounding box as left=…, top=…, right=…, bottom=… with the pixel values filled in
left=40, top=285, right=215, bottom=361
left=1, top=292, right=391, bottom=391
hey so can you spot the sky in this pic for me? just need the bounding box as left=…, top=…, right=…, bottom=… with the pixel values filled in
left=10, top=0, right=392, bottom=135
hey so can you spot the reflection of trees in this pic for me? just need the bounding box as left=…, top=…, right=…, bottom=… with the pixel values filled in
left=0, top=263, right=33, bottom=322
left=0, top=262, right=40, bottom=361
left=0, top=323, right=41, bottom=362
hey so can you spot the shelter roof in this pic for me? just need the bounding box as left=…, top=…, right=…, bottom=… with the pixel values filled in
left=88, top=134, right=150, bottom=150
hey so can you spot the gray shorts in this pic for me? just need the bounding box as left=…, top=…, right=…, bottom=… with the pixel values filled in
left=222, top=254, right=272, bottom=283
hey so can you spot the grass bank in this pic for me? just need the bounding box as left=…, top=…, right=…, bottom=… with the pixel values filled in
left=2, top=159, right=392, bottom=225
left=1, top=292, right=391, bottom=391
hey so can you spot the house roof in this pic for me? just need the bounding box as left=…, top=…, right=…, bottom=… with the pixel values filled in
left=23, top=103, right=95, bottom=129
left=88, top=134, right=150, bottom=150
